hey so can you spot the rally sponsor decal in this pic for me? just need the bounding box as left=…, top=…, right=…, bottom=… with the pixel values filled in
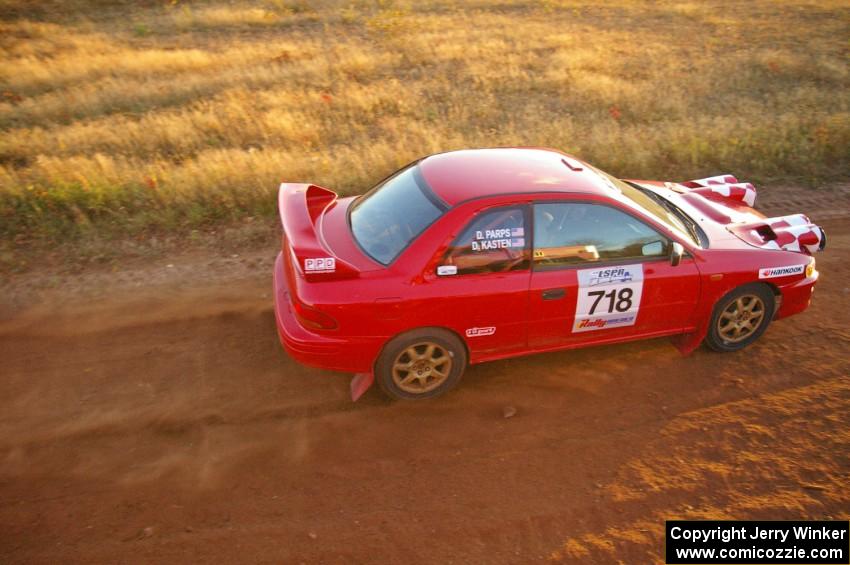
left=573, top=264, right=644, bottom=333
left=758, top=264, right=805, bottom=279
left=304, top=257, right=336, bottom=273
left=466, top=326, right=496, bottom=337
left=437, top=265, right=458, bottom=276
left=471, top=227, right=525, bottom=252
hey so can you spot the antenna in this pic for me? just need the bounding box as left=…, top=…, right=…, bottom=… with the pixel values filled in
left=561, top=157, right=584, bottom=171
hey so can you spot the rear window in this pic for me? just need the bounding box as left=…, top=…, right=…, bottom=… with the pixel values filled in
left=350, top=164, right=446, bottom=265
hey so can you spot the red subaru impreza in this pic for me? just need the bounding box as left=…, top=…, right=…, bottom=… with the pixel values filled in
left=272, top=148, right=825, bottom=400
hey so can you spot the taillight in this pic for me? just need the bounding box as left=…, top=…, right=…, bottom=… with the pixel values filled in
left=290, top=297, right=338, bottom=330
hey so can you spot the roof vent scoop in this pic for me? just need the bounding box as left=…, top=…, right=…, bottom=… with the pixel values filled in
left=678, top=174, right=757, bottom=207
left=729, top=213, right=826, bottom=255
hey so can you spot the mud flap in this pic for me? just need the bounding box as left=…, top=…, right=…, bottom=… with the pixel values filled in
left=350, top=372, right=374, bottom=401
left=669, top=328, right=707, bottom=356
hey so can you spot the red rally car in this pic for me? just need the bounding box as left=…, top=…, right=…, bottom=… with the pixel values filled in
left=273, top=148, right=826, bottom=401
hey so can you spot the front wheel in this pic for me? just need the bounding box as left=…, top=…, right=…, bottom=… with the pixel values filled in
left=375, top=328, right=467, bottom=400
left=704, top=283, right=775, bottom=352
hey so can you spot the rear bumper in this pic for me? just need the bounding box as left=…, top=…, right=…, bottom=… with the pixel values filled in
left=273, top=252, right=379, bottom=373
left=774, top=271, right=819, bottom=320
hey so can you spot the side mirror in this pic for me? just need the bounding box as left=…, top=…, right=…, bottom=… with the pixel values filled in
left=670, top=242, right=684, bottom=267
left=641, top=241, right=664, bottom=257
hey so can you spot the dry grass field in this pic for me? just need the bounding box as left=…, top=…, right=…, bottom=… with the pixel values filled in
left=0, top=0, right=848, bottom=247
left=1, top=4, right=849, bottom=562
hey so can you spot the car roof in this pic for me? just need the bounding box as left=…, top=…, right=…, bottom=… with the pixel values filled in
left=418, top=148, right=613, bottom=206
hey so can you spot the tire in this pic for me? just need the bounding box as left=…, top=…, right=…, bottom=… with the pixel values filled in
left=704, top=283, right=775, bottom=352
left=375, top=328, right=467, bottom=400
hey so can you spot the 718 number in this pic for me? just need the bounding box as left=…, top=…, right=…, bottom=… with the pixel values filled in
left=587, top=288, right=633, bottom=315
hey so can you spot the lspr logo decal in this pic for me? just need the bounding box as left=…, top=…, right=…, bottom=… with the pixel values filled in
left=573, top=264, right=644, bottom=333
left=586, top=266, right=634, bottom=287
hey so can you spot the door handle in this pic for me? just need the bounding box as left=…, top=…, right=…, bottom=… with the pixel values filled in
left=541, top=288, right=566, bottom=300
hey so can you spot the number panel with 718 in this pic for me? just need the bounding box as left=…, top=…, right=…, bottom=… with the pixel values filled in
left=272, top=148, right=826, bottom=400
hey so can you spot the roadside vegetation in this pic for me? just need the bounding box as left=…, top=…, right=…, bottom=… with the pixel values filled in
left=1, top=0, right=848, bottom=249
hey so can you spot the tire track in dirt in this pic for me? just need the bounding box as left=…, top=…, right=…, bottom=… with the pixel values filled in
left=760, top=183, right=850, bottom=220
left=1, top=306, right=845, bottom=455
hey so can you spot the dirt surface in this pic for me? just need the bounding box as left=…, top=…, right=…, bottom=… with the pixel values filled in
left=1, top=187, right=849, bottom=564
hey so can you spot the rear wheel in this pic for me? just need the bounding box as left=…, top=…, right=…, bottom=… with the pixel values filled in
left=705, top=284, right=775, bottom=352
left=376, top=328, right=467, bottom=400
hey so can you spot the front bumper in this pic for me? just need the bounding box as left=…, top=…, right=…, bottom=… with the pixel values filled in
left=273, top=252, right=379, bottom=374
left=774, top=270, right=819, bottom=320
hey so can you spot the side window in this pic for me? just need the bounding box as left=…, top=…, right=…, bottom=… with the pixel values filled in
left=441, top=207, right=529, bottom=275
left=533, top=203, right=668, bottom=268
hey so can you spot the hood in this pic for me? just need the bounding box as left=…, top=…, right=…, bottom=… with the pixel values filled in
left=633, top=175, right=826, bottom=255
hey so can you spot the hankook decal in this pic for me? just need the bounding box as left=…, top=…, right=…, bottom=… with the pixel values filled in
left=759, top=265, right=805, bottom=279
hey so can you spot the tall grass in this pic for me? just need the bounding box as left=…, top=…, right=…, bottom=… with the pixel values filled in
left=0, top=0, right=848, bottom=242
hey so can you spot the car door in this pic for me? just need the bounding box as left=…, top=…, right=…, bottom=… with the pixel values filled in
left=422, top=205, right=532, bottom=358
left=528, top=201, right=700, bottom=349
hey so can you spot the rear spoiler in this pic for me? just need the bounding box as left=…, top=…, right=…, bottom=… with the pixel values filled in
left=729, top=213, right=826, bottom=255
left=278, top=183, right=359, bottom=281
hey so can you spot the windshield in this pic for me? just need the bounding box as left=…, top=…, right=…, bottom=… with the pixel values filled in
left=590, top=166, right=700, bottom=246
left=350, top=164, right=446, bottom=265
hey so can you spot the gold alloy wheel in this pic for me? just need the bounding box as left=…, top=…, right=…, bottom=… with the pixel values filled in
left=717, top=294, right=765, bottom=343
left=391, top=341, right=452, bottom=394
